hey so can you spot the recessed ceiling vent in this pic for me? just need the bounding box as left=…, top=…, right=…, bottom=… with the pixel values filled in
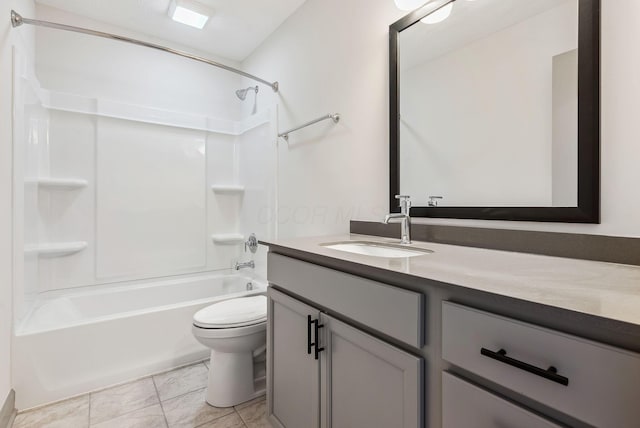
left=168, top=0, right=213, bottom=29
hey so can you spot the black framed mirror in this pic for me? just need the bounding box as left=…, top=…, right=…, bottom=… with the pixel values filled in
left=390, top=0, right=600, bottom=223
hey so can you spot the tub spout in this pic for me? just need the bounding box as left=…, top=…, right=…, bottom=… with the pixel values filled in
left=234, top=260, right=255, bottom=270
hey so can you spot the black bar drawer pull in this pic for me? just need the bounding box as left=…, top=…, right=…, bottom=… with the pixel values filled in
left=480, top=348, right=569, bottom=386
left=314, top=319, right=325, bottom=360
left=307, top=315, right=313, bottom=355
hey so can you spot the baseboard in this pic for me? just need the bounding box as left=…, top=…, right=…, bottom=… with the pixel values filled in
left=0, top=390, right=15, bottom=428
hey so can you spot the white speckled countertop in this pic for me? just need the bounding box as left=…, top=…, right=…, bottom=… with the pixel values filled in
left=264, top=234, right=640, bottom=327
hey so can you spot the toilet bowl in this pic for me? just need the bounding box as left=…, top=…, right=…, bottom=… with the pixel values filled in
left=192, top=295, right=267, bottom=407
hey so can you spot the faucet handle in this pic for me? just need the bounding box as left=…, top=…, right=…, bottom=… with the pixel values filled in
left=395, top=195, right=411, bottom=213
left=428, top=196, right=443, bottom=207
left=244, top=233, right=258, bottom=254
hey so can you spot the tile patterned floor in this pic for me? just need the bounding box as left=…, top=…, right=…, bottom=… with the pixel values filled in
left=13, top=362, right=270, bottom=428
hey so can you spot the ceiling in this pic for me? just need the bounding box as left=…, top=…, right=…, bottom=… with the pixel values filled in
left=35, top=0, right=307, bottom=62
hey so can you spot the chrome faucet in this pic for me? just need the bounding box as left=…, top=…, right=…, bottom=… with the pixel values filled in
left=383, top=195, right=412, bottom=245
left=235, top=260, right=255, bottom=270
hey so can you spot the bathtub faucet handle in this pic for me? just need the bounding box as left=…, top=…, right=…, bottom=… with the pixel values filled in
left=245, top=233, right=258, bottom=254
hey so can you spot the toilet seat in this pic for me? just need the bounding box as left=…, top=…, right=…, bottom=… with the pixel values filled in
left=192, top=321, right=266, bottom=339
left=193, top=295, right=267, bottom=329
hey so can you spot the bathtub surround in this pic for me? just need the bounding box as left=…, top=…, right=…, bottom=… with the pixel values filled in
left=14, top=2, right=278, bottom=298
left=0, top=390, right=15, bottom=428
left=0, top=0, right=36, bottom=416
left=13, top=70, right=275, bottom=297
left=351, top=221, right=640, bottom=266
left=12, top=361, right=268, bottom=428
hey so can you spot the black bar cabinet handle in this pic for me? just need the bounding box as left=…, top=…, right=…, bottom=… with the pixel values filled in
left=314, top=320, right=325, bottom=360
left=480, top=348, right=569, bottom=386
left=307, top=315, right=312, bottom=355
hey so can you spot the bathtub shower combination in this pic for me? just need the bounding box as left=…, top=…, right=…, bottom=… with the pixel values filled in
left=11, top=10, right=278, bottom=409
left=14, top=274, right=266, bottom=408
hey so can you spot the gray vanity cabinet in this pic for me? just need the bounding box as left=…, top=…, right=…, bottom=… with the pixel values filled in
left=442, top=301, right=640, bottom=428
left=267, top=287, right=423, bottom=428
left=267, top=288, right=321, bottom=428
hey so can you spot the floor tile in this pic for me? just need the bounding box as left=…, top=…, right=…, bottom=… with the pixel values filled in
left=13, top=395, right=89, bottom=428
left=90, top=378, right=159, bottom=425
left=162, top=388, right=234, bottom=428
left=90, top=404, right=166, bottom=428
left=195, top=412, right=246, bottom=428
left=233, top=395, right=265, bottom=412
left=236, top=400, right=269, bottom=428
left=153, top=364, right=209, bottom=401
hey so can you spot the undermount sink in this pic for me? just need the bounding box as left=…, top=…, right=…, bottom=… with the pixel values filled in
left=321, top=241, right=433, bottom=258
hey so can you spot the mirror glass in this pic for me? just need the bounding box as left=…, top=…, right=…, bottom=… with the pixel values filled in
left=398, top=0, right=579, bottom=207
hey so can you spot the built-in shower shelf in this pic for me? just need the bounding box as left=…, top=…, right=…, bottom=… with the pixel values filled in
left=211, top=185, right=245, bottom=194
left=26, top=177, right=88, bottom=190
left=211, top=234, right=245, bottom=245
left=24, top=241, right=88, bottom=257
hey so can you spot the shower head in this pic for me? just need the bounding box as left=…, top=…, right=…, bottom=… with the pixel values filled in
left=236, top=85, right=259, bottom=100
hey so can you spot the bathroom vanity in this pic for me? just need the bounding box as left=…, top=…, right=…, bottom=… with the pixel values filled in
left=264, top=234, right=640, bottom=428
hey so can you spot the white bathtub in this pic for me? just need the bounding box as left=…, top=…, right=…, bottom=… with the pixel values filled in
left=13, top=272, right=266, bottom=409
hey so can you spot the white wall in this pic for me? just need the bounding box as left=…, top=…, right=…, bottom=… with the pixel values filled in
left=243, top=0, right=640, bottom=238
left=242, top=0, right=406, bottom=239
left=0, top=0, right=35, bottom=407
left=34, top=5, right=243, bottom=120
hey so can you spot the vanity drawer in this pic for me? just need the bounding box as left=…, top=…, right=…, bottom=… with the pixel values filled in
left=442, top=301, right=640, bottom=428
left=267, top=253, right=423, bottom=348
left=442, top=372, right=562, bottom=428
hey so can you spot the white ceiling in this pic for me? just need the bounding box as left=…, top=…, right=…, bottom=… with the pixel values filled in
left=34, top=0, right=307, bottom=62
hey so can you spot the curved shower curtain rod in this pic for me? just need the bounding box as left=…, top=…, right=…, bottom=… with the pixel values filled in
left=10, top=10, right=279, bottom=93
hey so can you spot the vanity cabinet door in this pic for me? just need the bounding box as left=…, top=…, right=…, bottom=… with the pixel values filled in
left=320, top=314, right=423, bottom=428
left=267, top=287, right=321, bottom=428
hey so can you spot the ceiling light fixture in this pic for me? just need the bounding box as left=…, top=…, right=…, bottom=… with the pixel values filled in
left=421, top=2, right=453, bottom=24
left=394, top=0, right=426, bottom=11
left=168, top=0, right=213, bottom=29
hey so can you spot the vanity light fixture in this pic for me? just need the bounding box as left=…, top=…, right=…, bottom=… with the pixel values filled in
left=168, top=0, right=213, bottom=29
left=421, top=2, right=454, bottom=24
left=393, top=0, right=455, bottom=23
left=394, top=0, right=427, bottom=11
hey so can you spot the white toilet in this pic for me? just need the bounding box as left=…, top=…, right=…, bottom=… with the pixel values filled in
left=192, top=295, right=267, bottom=407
